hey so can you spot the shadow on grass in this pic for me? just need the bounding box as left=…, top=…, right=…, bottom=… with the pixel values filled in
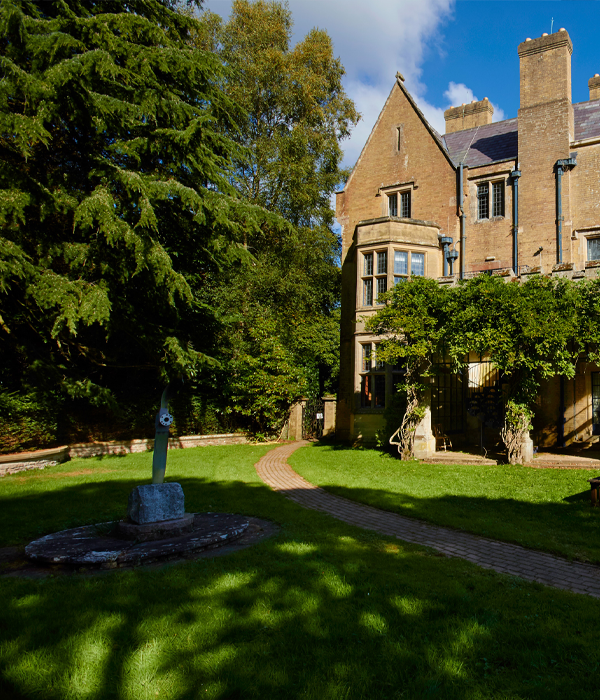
left=1, top=474, right=600, bottom=699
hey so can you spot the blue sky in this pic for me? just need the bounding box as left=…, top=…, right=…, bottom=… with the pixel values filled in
left=205, top=0, right=600, bottom=169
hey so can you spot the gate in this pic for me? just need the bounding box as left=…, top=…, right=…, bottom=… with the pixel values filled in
left=302, top=397, right=325, bottom=439
left=593, top=372, right=600, bottom=435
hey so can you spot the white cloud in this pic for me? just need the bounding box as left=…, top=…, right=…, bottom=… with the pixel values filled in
left=442, top=81, right=505, bottom=123
left=205, top=0, right=506, bottom=170
left=207, top=0, right=456, bottom=166
left=444, top=81, right=477, bottom=107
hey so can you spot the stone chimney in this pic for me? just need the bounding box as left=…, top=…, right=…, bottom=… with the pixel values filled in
left=444, top=98, right=494, bottom=134
left=589, top=74, right=600, bottom=101
left=517, top=29, right=574, bottom=265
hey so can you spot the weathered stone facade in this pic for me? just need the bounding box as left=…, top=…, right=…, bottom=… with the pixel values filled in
left=336, top=29, right=600, bottom=453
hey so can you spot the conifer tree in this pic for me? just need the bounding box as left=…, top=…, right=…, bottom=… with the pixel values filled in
left=0, top=0, right=274, bottom=441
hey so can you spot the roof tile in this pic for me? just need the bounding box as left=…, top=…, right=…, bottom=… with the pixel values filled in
left=442, top=100, right=600, bottom=168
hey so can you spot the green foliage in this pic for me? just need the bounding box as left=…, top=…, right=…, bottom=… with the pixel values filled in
left=191, top=0, right=358, bottom=433
left=0, top=390, right=58, bottom=453
left=369, top=274, right=600, bottom=462
left=0, top=0, right=284, bottom=443
left=223, top=315, right=306, bottom=436
left=198, top=0, right=359, bottom=230
left=367, top=277, right=448, bottom=458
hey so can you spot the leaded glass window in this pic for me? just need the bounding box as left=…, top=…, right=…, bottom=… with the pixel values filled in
left=400, top=191, right=411, bottom=218
left=394, top=251, right=408, bottom=275
left=388, top=193, right=397, bottom=217
left=588, top=238, right=600, bottom=261
left=411, top=253, right=425, bottom=276
left=492, top=181, right=504, bottom=217
left=477, top=183, right=489, bottom=220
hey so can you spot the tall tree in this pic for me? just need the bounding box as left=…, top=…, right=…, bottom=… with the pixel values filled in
left=195, top=1, right=359, bottom=433
left=0, top=0, right=276, bottom=447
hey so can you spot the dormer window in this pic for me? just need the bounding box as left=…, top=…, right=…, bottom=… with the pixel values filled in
left=388, top=191, right=411, bottom=218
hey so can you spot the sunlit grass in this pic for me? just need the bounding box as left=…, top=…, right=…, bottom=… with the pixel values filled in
left=1, top=443, right=600, bottom=699
left=289, top=443, right=600, bottom=562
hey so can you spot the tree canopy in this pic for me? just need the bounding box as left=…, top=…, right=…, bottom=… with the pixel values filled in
left=0, top=0, right=359, bottom=448
left=192, top=0, right=359, bottom=434
left=0, top=0, right=282, bottom=446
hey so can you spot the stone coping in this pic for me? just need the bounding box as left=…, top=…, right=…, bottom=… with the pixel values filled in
left=0, top=433, right=249, bottom=467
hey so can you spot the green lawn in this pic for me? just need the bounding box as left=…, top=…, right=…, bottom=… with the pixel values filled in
left=1, top=444, right=600, bottom=700
left=289, top=442, right=600, bottom=563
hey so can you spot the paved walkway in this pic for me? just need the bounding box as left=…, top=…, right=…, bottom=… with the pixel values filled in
left=255, top=441, right=600, bottom=598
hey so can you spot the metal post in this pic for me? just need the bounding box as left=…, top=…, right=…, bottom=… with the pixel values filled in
left=556, top=163, right=563, bottom=265
left=459, top=163, right=466, bottom=280
left=152, top=378, right=184, bottom=484
left=511, top=169, right=521, bottom=274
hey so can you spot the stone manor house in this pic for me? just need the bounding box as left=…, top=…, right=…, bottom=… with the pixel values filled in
left=335, top=29, right=600, bottom=456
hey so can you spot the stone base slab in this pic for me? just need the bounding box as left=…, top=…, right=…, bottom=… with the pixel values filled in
left=117, top=513, right=195, bottom=542
left=25, top=513, right=250, bottom=568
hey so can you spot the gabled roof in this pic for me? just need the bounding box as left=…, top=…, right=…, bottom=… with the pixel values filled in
left=574, top=99, right=600, bottom=141
left=341, top=76, right=455, bottom=193
left=442, top=119, right=518, bottom=168
left=341, top=86, right=600, bottom=191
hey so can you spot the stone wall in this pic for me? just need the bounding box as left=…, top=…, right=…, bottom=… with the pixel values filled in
left=0, top=433, right=250, bottom=476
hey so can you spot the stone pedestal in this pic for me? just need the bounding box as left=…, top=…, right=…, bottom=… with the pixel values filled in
left=413, top=393, right=436, bottom=459
left=127, top=483, right=185, bottom=524
left=521, top=433, right=534, bottom=464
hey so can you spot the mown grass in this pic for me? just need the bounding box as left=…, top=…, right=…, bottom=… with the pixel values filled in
left=1, top=444, right=600, bottom=699
left=289, top=442, right=600, bottom=563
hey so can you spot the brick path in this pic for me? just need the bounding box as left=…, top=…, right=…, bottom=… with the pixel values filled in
left=255, top=441, right=600, bottom=598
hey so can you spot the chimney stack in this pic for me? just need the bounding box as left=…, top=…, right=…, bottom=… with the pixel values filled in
left=589, top=74, right=600, bottom=101
left=517, top=29, right=574, bottom=265
left=444, top=98, right=494, bottom=134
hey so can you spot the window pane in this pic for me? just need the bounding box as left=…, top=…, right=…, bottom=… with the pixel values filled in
left=411, top=253, right=425, bottom=276
left=588, top=238, right=600, bottom=261
left=377, top=251, right=387, bottom=275
left=360, top=375, right=372, bottom=407
left=477, top=183, right=489, bottom=219
left=394, top=276, right=406, bottom=285
left=492, top=181, right=504, bottom=217
left=388, top=193, right=398, bottom=217
left=374, top=375, right=386, bottom=408
left=363, top=278, right=373, bottom=306
left=362, top=344, right=372, bottom=372
left=394, top=251, right=408, bottom=275
left=376, top=276, right=387, bottom=302
left=363, top=252, right=373, bottom=276
left=400, top=191, right=411, bottom=218
left=374, top=345, right=384, bottom=370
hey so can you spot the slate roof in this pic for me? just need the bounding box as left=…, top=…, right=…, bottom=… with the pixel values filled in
left=574, top=100, right=600, bottom=141
left=442, top=119, right=518, bottom=168
left=441, top=100, right=600, bottom=169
